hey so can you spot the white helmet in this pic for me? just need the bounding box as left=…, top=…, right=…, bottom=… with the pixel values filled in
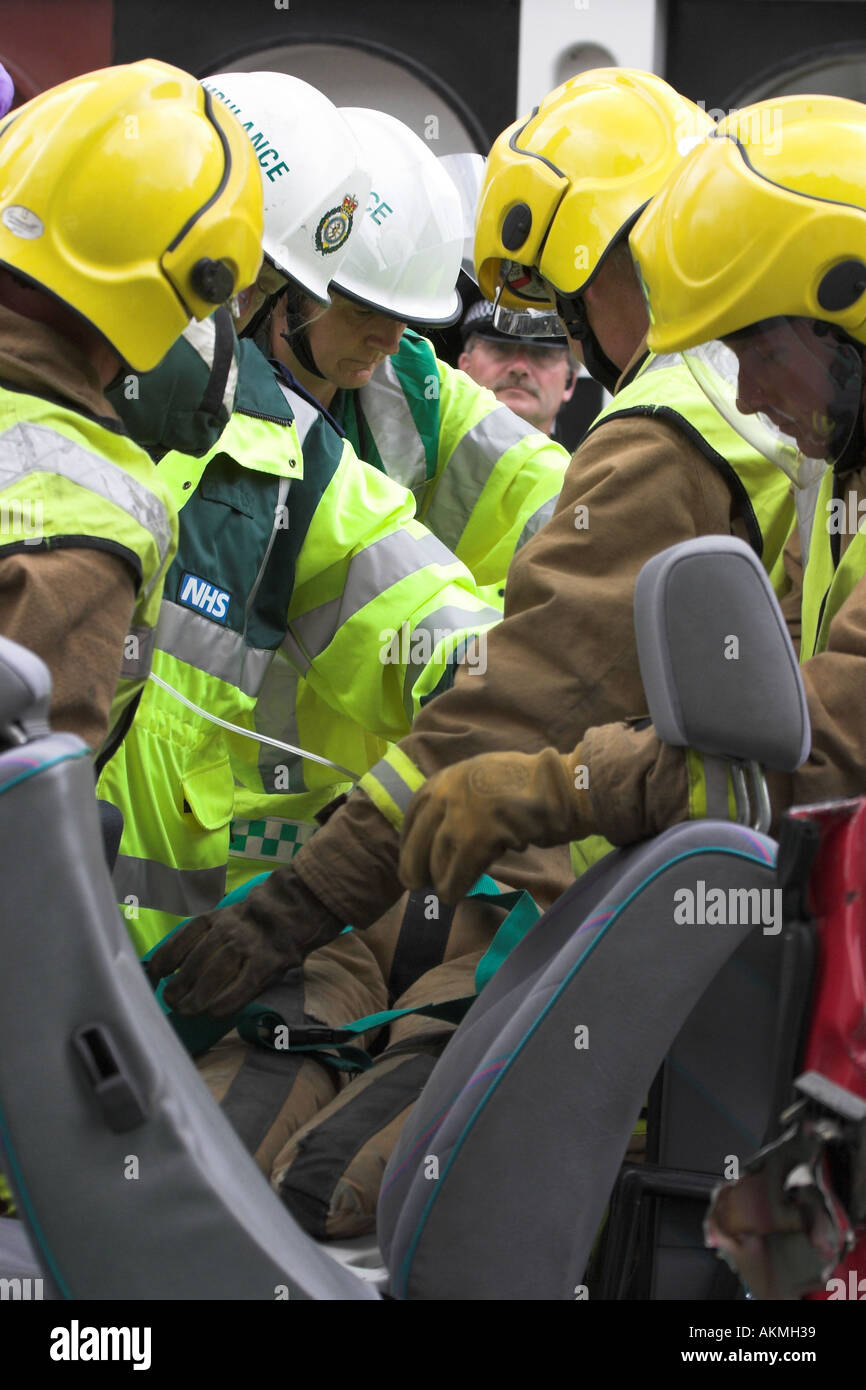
left=202, top=71, right=371, bottom=303
left=331, top=108, right=465, bottom=325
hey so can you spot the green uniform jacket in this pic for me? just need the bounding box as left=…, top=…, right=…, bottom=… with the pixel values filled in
left=99, top=341, right=501, bottom=952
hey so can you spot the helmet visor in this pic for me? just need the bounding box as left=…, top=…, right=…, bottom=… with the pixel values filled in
left=492, top=302, right=565, bottom=340
left=683, top=317, right=864, bottom=486
left=490, top=263, right=563, bottom=338
left=438, top=152, right=486, bottom=286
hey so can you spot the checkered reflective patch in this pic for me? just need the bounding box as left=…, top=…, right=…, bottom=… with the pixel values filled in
left=228, top=817, right=316, bottom=863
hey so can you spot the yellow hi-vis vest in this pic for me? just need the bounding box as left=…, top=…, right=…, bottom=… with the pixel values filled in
left=800, top=468, right=866, bottom=661
left=0, top=384, right=176, bottom=757
left=569, top=351, right=797, bottom=876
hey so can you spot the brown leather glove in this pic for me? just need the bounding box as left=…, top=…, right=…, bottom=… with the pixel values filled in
left=398, top=744, right=595, bottom=904
left=144, top=864, right=344, bottom=1017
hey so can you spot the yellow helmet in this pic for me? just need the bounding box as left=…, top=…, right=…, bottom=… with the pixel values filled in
left=630, top=96, right=866, bottom=479
left=474, top=67, right=714, bottom=311
left=0, top=59, right=264, bottom=370
left=630, top=95, right=866, bottom=356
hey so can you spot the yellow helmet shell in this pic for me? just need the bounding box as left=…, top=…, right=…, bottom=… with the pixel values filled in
left=631, top=94, right=866, bottom=354
left=474, top=67, right=714, bottom=310
left=0, top=59, right=264, bottom=370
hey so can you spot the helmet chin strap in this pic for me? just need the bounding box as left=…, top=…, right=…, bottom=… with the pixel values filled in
left=555, top=293, right=621, bottom=393
left=239, top=285, right=329, bottom=380
left=580, top=331, right=622, bottom=394
left=281, top=322, right=326, bottom=380
left=279, top=284, right=327, bottom=380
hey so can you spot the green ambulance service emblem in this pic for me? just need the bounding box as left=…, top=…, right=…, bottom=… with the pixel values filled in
left=315, top=193, right=359, bottom=255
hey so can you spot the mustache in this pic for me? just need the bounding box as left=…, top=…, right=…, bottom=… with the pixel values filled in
left=494, top=375, right=539, bottom=398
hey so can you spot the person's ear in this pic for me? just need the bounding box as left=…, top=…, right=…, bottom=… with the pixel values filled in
left=561, top=362, right=578, bottom=403
left=457, top=350, right=472, bottom=373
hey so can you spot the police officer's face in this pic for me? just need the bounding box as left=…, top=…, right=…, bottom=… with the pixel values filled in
left=302, top=292, right=408, bottom=389
left=458, top=336, right=573, bottom=433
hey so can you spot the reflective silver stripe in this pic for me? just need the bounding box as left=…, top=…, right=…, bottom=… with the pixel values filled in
left=254, top=653, right=307, bottom=791
left=424, top=407, right=536, bottom=553
left=120, top=625, right=156, bottom=679
left=704, top=756, right=731, bottom=819
left=156, top=600, right=274, bottom=696
left=516, top=495, right=557, bottom=552
left=290, top=528, right=459, bottom=661
left=359, top=358, right=428, bottom=491
left=277, top=381, right=319, bottom=447
left=401, top=602, right=502, bottom=718
left=113, top=854, right=226, bottom=919
left=280, top=626, right=311, bottom=676
left=795, top=478, right=821, bottom=571
left=0, top=421, right=174, bottom=583
left=366, top=755, right=419, bottom=820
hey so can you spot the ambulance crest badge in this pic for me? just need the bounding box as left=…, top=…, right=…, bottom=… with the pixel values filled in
left=315, top=194, right=359, bottom=255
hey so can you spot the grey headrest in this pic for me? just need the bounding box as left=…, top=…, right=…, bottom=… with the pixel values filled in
left=0, top=635, right=51, bottom=739
left=634, top=537, right=810, bottom=770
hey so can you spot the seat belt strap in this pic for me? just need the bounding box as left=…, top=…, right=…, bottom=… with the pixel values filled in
left=144, top=873, right=541, bottom=1072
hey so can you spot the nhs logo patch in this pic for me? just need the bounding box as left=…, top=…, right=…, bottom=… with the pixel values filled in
left=179, top=572, right=230, bottom=623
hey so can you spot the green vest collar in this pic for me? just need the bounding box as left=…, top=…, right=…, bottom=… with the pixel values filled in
left=235, top=340, right=295, bottom=424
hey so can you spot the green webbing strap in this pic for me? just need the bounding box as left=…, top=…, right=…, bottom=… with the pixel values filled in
left=144, top=872, right=541, bottom=1072
left=473, top=879, right=541, bottom=990
left=273, top=876, right=542, bottom=1055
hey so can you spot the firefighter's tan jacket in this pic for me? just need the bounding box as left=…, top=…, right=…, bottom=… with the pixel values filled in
left=290, top=346, right=796, bottom=930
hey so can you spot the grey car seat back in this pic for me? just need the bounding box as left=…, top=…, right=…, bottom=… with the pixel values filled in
left=632, top=535, right=810, bottom=1297
left=377, top=821, right=779, bottom=1299
left=378, top=538, right=810, bottom=1299
left=642, top=914, right=791, bottom=1300
left=634, top=535, right=809, bottom=767
left=0, top=637, right=375, bottom=1301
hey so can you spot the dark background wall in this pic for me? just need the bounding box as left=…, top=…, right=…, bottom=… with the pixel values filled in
left=666, top=0, right=866, bottom=108
left=111, top=0, right=521, bottom=150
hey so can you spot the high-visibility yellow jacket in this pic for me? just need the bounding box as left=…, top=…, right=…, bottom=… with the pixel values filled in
left=98, top=340, right=501, bottom=953
left=334, top=329, right=570, bottom=596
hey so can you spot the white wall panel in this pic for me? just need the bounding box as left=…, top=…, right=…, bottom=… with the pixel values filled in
left=517, top=0, right=666, bottom=117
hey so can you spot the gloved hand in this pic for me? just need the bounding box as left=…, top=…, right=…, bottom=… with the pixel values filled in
left=144, top=864, right=344, bottom=1017
left=398, top=743, right=595, bottom=903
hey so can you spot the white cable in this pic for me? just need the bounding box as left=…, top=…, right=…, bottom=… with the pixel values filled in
left=147, top=671, right=361, bottom=783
